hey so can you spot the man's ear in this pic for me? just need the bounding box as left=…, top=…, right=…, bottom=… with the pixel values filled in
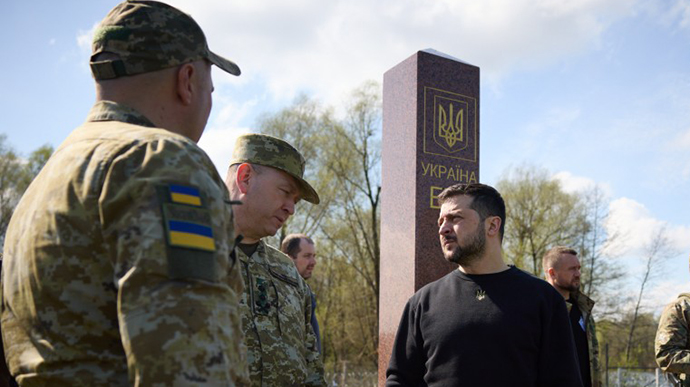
left=235, top=163, right=254, bottom=194
left=176, top=63, right=196, bottom=105
left=486, top=216, right=501, bottom=238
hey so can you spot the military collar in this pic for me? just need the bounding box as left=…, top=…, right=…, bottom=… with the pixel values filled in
left=86, top=101, right=157, bottom=128
left=236, top=239, right=267, bottom=262
left=237, top=242, right=260, bottom=257
left=570, top=290, right=595, bottom=314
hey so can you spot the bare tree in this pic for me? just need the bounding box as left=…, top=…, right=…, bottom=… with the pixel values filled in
left=319, top=81, right=381, bottom=365
left=575, top=186, right=625, bottom=317
left=497, top=165, right=587, bottom=275
left=625, top=226, right=676, bottom=362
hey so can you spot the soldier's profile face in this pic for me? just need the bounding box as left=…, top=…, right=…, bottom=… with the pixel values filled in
left=242, top=166, right=301, bottom=239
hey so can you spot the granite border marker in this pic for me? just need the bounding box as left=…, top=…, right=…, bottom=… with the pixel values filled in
left=379, top=49, right=480, bottom=386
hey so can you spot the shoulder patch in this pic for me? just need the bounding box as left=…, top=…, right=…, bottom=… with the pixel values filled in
left=156, top=184, right=218, bottom=282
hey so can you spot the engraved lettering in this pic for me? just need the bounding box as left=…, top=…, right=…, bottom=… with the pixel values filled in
left=438, top=165, right=447, bottom=178
left=459, top=169, right=469, bottom=182
left=469, top=171, right=477, bottom=184
left=421, top=161, right=432, bottom=176
left=420, top=161, right=478, bottom=183
left=430, top=164, right=439, bottom=178
left=430, top=186, right=443, bottom=209
left=448, top=167, right=457, bottom=181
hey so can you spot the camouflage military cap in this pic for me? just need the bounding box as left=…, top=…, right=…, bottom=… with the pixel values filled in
left=90, top=0, right=240, bottom=80
left=230, top=134, right=320, bottom=204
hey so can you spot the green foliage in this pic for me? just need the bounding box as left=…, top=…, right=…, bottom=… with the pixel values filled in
left=598, top=313, right=659, bottom=368
left=24, top=145, right=53, bottom=182
left=497, top=165, right=588, bottom=276
left=496, top=164, right=626, bottom=320
left=0, top=136, right=53, bottom=248
left=497, top=164, right=666, bottom=370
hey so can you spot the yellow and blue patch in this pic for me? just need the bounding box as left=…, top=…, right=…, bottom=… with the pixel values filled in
left=169, top=184, right=202, bottom=206
left=167, top=220, right=215, bottom=252
left=158, top=183, right=217, bottom=280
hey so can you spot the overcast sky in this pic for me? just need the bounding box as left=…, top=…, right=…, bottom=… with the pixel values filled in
left=2, top=0, right=690, bottom=316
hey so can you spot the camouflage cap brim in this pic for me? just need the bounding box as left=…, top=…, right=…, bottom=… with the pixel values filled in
left=252, top=162, right=320, bottom=205
left=207, top=50, right=241, bottom=76
left=294, top=177, right=320, bottom=205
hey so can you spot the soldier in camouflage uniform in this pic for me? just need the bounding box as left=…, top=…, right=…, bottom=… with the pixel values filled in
left=225, top=134, right=326, bottom=386
left=655, top=253, right=690, bottom=386
left=1, top=1, right=248, bottom=385
left=543, top=246, right=601, bottom=387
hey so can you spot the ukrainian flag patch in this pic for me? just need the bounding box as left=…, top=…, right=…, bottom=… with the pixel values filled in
left=169, top=184, right=202, bottom=206
left=160, top=185, right=216, bottom=253
left=167, top=220, right=216, bottom=252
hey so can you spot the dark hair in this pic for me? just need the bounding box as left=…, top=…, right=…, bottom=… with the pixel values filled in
left=542, top=246, right=578, bottom=274
left=438, top=183, right=506, bottom=241
left=280, top=234, right=314, bottom=258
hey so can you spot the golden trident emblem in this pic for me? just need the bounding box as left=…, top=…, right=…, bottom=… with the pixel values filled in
left=438, top=103, right=463, bottom=149
left=475, top=289, right=486, bottom=301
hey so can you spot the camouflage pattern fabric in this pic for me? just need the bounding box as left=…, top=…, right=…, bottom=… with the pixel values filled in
left=91, top=0, right=240, bottom=80
left=566, top=291, right=601, bottom=387
left=237, top=241, right=325, bottom=386
left=1, top=101, right=248, bottom=386
left=656, top=293, right=690, bottom=386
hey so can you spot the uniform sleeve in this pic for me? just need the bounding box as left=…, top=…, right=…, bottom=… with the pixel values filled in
left=537, top=293, right=584, bottom=387
left=656, top=299, right=690, bottom=374
left=99, top=139, right=246, bottom=385
left=302, top=281, right=326, bottom=386
left=385, top=299, right=426, bottom=387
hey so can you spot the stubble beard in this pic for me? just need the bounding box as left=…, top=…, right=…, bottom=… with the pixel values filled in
left=445, top=223, right=486, bottom=266
left=564, top=282, right=580, bottom=293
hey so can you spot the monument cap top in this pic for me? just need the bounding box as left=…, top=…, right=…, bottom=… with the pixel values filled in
left=420, top=49, right=473, bottom=66
left=90, top=0, right=241, bottom=80
left=230, top=133, right=320, bottom=204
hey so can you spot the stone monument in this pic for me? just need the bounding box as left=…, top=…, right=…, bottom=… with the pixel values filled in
left=378, top=49, right=479, bottom=386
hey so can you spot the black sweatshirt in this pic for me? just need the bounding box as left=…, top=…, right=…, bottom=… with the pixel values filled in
left=386, top=266, right=584, bottom=387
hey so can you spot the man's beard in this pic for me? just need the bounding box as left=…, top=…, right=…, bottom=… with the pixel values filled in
left=562, top=282, right=580, bottom=293
left=445, top=222, right=486, bottom=266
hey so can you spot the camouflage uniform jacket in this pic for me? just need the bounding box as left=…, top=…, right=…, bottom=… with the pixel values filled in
left=237, top=241, right=325, bottom=387
left=1, top=101, right=248, bottom=386
left=656, top=293, right=690, bottom=386
left=566, top=291, right=601, bottom=387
